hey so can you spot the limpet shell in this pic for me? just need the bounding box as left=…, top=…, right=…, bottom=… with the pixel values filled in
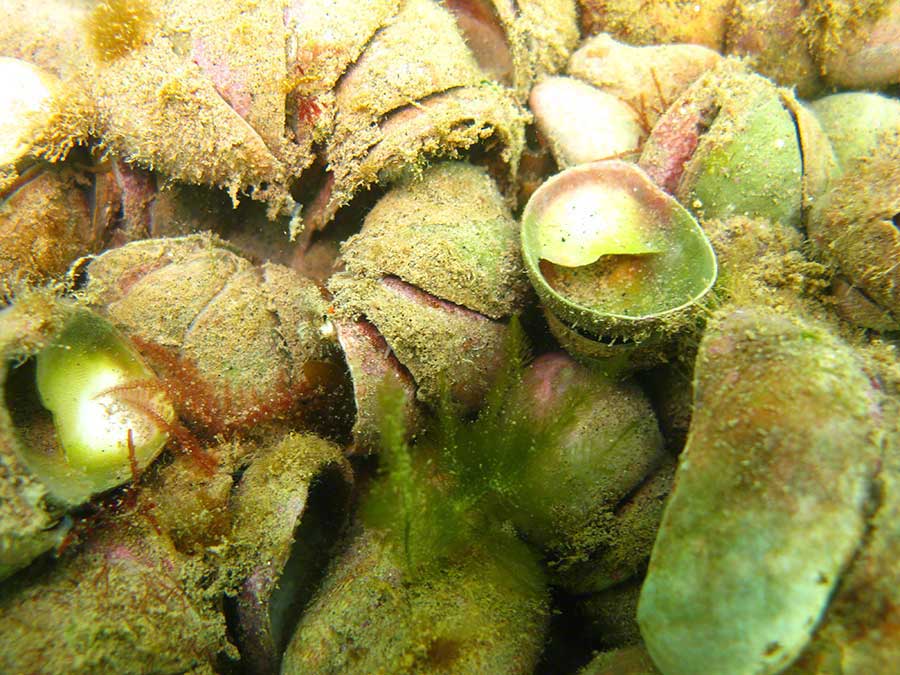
left=521, top=160, right=716, bottom=366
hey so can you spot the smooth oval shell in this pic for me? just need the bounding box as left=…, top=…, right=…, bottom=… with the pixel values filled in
left=810, top=92, right=900, bottom=175
left=529, top=76, right=644, bottom=168
left=567, top=34, right=721, bottom=132
left=638, top=307, right=883, bottom=675
left=510, top=352, right=665, bottom=567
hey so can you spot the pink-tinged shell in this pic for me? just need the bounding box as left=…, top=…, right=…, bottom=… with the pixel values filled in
left=567, top=34, right=721, bottom=132
left=334, top=319, right=421, bottom=453
left=529, top=76, right=644, bottom=168
left=329, top=273, right=509, bottom=411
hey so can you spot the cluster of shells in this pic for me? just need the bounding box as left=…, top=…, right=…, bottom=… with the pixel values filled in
left=1, top=0, right=899, bottom=674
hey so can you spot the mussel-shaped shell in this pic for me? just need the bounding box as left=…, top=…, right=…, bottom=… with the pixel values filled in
left=529, top=75, right=645, bottom=169
left=639, top=60, right=835, bottom=228
left=638, top=307, right=883, bottom=675
left=508, top=352, right=665, bottom=577
left=521, top=160, right=716, bottom=367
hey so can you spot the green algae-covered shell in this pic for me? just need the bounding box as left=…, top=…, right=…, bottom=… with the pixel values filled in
left=509, top=353, right=665, bottom=570
left=639, top=61, right=830, bottom=228
left=332, top=161, right=528, bottom=412
left=521, top=160, right=716, bottom=363
left=810, top=92, right=900, bottom=176
left=340, top=161, right=527, bottom=320
left=579, top=577, right=643, bottom=652
left=282, top=525, right=548, bottom=675
left=558, top=456, right=675, bottom=595
left=638, top=307, right=883, bottom=675
left=0, top=519, right=232, bottom=674
left=329, top=273, right=508, bottom=410
left=782, top=445, right=900, bottom=674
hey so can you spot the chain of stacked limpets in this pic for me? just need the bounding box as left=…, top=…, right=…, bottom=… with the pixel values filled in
left=1, top=1, right=899, bottom=674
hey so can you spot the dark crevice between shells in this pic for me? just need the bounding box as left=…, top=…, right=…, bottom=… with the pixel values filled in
left=291, top=166, right=383, bottom=280
left=225, top=464, right=352, bottom=675
left=783, top=97, right=811, bottom=226
left=560, top=317, right=641, bottom=348
left=535, top=586, right=595, bottom=675
left=611, top=457, right=670, bottom=519
left=891, top=212, right=900, bottom=231
left=3, top=357, right=66, bottom=512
